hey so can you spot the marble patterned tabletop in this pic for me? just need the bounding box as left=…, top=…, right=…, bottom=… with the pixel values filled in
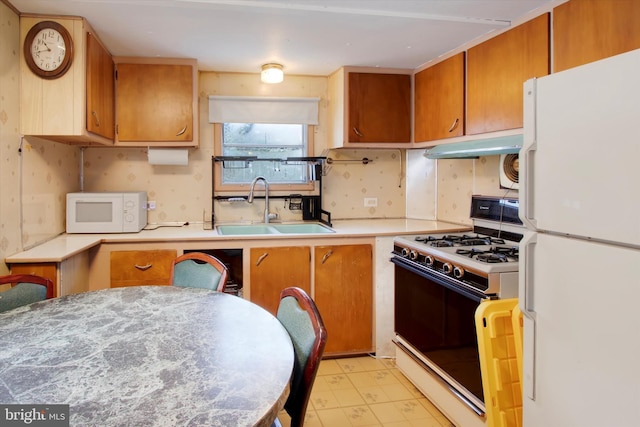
left=0, top=286, right=294, bottom=427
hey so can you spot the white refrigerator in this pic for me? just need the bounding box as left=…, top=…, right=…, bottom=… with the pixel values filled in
left=519, top=48, right=640, bottom=426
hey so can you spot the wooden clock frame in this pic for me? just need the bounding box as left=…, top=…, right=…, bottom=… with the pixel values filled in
left=24, top=20, right=74, bottom=79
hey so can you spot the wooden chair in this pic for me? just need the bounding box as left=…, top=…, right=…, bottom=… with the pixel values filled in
left=273, top=287, right=328, bottom=427
left=0, top=274, right=55, bottom=313
left=170, top=252, right=229, bottom=292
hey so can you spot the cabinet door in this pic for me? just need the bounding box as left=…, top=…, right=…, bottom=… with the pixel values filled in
left=553, top=0, right=640, bottom=72
left=314, top=244, right=373, bottom=355
left=86, top=32, right=115, bottom=139
left=110, top=250, right=177, bottom=287
left=9, top=263, right=58, bottom=298
left=467, top=13, right=550, bottom=135
left=348, top=73, right=411, bottom=143
left=414, top=52, right=465, bottom=142
left=249, top=247, right=311, bottom=316
left=116, top=63, right=193, bottom=142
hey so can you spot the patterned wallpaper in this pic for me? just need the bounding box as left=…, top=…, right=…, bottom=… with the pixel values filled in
left=1, top=4, right=79, bottom=273
left=0, top=1, right=19, bottom=274
left=435, top=155, right=518, bottom=225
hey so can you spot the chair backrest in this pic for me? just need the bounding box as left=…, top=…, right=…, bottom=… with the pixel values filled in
left=0, top=274, right=55, bottom=313
left=276, top=287, right=327, bottom=427
left=170, top=252, right=229, bottom=292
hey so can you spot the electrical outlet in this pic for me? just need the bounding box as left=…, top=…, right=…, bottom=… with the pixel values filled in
left=364, top=197, right=378, bottom=207
left=148, top=200, right=156, bottom=210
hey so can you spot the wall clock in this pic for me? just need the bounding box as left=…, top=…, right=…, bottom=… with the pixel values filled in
left=24, top=20, right=74, bottom=79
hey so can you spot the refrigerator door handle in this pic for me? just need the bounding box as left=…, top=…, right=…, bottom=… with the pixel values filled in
left=520, top=232, right=537, bottom=400
left=521, top=78, right=538, bottom=229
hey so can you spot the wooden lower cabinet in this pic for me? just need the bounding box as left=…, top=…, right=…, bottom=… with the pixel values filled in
left=9, top=263, right=58, bottom=297
left=110, top=250, right=177, bottom=287
left=249, top=246, right=311, bottom=316
left=9, top=251, right=90, bottom=297
left=314, top=244, right=373, bottom=355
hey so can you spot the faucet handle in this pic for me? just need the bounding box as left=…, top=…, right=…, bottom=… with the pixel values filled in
left=267, top=212, right=278, bottom=220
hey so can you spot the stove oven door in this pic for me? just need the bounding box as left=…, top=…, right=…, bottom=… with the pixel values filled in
left=392, top=256, right=487, bottom=415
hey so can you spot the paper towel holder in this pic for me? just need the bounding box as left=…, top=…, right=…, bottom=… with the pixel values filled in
left=148, top=147, right=189, bottom=166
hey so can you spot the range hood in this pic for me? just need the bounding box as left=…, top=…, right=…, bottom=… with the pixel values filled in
left=423, top=134, right=522, bottom=159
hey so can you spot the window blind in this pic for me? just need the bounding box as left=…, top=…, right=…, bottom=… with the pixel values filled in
left=208, top=96, right=320, bottom=125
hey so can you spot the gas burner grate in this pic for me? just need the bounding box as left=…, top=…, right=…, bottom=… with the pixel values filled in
left=475, top=246, right=519, bottom=263
left=491, top=246, right=519, bottom=261
left=459, top=238, right=491, bottom=246
left=455, top=248, right=488, bottom=258
left=477, top=253, right=510, bottom=263
left=415, top=233, right=507, bottom=247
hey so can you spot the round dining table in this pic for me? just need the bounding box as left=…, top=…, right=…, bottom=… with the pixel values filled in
left=0, top=286, right=294, bottom=427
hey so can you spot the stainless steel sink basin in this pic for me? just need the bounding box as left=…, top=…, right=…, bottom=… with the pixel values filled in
left=216, top=223, right=334, bottom=235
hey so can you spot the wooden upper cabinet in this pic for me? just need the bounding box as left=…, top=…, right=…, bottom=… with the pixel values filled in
left=553, top=0, right=640, bottom=72
left=414, top=52, right=465, bottom=142
left=86, top=32, right=115, bottom=140
left=348, top=72, right=411, bottom=143
left=20, top=16, right=114, bottom=145
left=115, top=58, right=198, bottom=146
left=467, top=13, right=550, bottom=135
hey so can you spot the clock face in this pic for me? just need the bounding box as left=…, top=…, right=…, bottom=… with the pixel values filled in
left=24, top=21, right=73, bottom=79
left=30, top=28, right=67, bottom=71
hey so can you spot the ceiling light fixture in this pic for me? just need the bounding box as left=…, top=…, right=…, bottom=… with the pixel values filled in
left=261, top=63, right=284, bottom=84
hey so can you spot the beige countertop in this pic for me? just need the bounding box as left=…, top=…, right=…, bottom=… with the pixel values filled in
left=5, top=218, right=469, bottom=263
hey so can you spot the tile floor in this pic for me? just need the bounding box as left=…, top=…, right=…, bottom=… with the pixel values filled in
left=277, top=356, right=455, bottom=427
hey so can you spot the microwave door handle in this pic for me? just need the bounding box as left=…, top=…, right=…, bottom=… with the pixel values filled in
left=520, top=232, right=537, bottom=401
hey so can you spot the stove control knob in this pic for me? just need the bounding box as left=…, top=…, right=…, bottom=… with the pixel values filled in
left=424, top=255, right=434, bottom=266
left=409, top=250, right=418, bottom=260
left=453, top=266, right=465, bottom=279
left=401, top=248, right=410, bottom=257
left=442, top=262, right=453, bottom=275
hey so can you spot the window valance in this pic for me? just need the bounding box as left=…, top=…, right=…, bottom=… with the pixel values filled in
left=208, top=96, right=320, bottom=125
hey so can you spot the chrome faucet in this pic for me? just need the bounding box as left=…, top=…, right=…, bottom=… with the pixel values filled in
left=247, top=176, right=277, bottom=223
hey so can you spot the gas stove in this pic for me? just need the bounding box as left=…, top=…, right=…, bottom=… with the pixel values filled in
left=392, top=196, right=523, bottom=296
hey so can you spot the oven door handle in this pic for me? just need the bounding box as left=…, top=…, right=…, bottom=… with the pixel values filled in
left=391, top=257, right=487, bottom=303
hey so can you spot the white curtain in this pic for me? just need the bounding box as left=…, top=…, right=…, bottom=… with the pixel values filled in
left=208, top=96, right=319, bottom=124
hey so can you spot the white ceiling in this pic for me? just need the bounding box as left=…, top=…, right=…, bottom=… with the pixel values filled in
left=10, top=0, right=555, bottom=76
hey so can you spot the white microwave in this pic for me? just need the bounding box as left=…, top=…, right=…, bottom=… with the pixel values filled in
left=66, top=192, right=147, bottom=233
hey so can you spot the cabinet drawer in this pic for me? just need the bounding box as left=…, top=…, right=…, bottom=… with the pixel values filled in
left=110, top=250, right=177, bottom=287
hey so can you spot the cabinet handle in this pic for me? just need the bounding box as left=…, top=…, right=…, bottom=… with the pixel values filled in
left=176, top=125, right=187, bottom=136
left=352, top=127, right=364, bottom=137
left=92, top=111, right=100, bottom=127
left=255, top=252, right=269, bottom=266
left=321, top=250, right=333, bottom=264
left=134, top=264, right=152, bottom=271
left=448, top=118, right=459, bottom=133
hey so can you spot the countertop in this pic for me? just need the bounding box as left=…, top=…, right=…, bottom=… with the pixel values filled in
left=5, top=218, right=470, bottom=263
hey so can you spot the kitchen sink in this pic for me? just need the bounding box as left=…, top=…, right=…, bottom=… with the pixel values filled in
left=216, top=223, right=334, bottom=235
left=271, top=224, right=334, bottom=234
